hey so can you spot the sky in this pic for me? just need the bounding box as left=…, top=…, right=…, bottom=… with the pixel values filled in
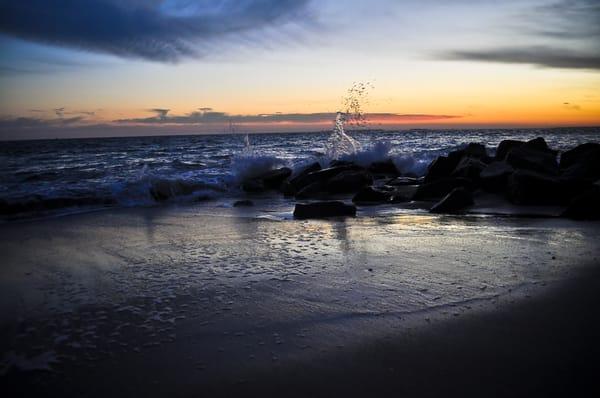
left=0, top=0, right=599, bottom=140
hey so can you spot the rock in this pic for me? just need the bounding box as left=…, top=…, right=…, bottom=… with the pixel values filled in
left=297, top=162, right=322, bottom=176
left=385, top=176, right=422, bottom=186
left=424, top=156, right=459, bottom=183
left=289, top=165, right=361, bottom=192
left=258, top=167, right=292, bottom=189
left=424, top=144, right=487, bottom=184
left=413, top=177, right=473, bottom=200
left=280, top=180, right=296, bottom=197
left=430, top=187, right=474, bottom=214
left=295, top=181, right=328, bottom=199
left=560, top=143, right=600, bottom=170
left=460, top=143, right=488, bottom=159
left=240, top=179, right=265, bottom=193
left=389, top=185, right=418, bottom=202
left=505, top=137, right=558, bottom=175
left=368, top=160, right=400, bottom=176
left=293, top=201, right=357, bottom=219
left=561, top=190, right=600, bottom=220
left=451, top=157, right=487, bottom=181
left=150, top=179, right=201, bottom=200
left=559, top=144, right=600, bottom=183
left=495, top=140, right=524, bottom=160
left=233, top=200, right=254, bottom=207
left=327, top=170, right=373, bottom=193
left=352, top=187, right=391, bottom=205
left=507, top=170, right=562, bottom=205
left=479, top=161, right=514, bottom=192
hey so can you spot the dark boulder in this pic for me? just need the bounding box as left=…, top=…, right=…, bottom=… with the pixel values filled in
left=505, top=137, right=558, bottom=175
left=561, top=190, right=600, bottom=220
left=389, top=185, right=418, bottom=203
left=507, top=170, right=563, bottom=205
left=560, top=143, right=600, bottom=170
left=293, top=201, right=357, bottom=219
left=424, top=143, right=487, bottom=184
left=495, top=140, right=524, bottom=161
left=280, top=181, right=296, bottom=197
left=480, top=161, right=514, bottom=192
left=413, top=177, right=473, bottom=200
left=150, top=179, right=203, bottom=200
left=327, top=170, right=373, bottom=193
left=424, top=156, right=458, bottom=183
left=352, top=187, right=391, bottom=205
left=451, top=157, right=487, bottom=181
left=295, top=181, right=328, bottom=199
left=368, top=160, right=400, bottom=176
left=559, top=144, right=600, bottom=183
left=385, top=176, right=422, bottom=186
left=289, top=165, right=361, bottom=192
left=233, top=200, right=254, bottom=207
left=240, top=179, right=265, bottom=193
left=329, top=159, right=356, bottom=168
left=430, top=187, right=474, bottom=214
left=259, top=167, right=292, bottom=189
left=461, top=143, right=488, bottom=159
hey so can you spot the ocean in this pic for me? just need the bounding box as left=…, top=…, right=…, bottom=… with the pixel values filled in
left=1, top=127, right=599, bottom=220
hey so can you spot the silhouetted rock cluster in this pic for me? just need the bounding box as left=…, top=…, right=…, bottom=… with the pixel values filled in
left=236, top=138, right=600, bottom=220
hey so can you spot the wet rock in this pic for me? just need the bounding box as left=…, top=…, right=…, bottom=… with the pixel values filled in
left=385, top=176, right=422, bottom=186
left=480, top=161, right=514, bottom=192
left=293, top=201, right=357, bottom=219
left=233, top=200, right=254, bottom=207
left=424, top=156, right=459, bottom=184
left=327, top=170, right=373, bottom=193
left=507, top=170, right=562, bottom=205
left=389, top=185, right=418, bottom=203
left=368, top=160, right=400, bottom=176
left=430, top=187, right=474, bottom=214
left=352, top=187, right=391, bottom=205
left=560, top=143, right=600, bottom=170
left=451, top=157, right=487, bottom=181
left=460, top=143, right=488, bottom=159
left=289, top=165, right=361, bottom=192
left=295, top=181, right=327, bottom=199
left=505, top=137, right=558, bottom=176
left=413, top=177, right=473, bottom=200
left=150, top=179, right=201, bottom=200
left=280, top=181, right=296, bottom=197
left=559, top=143, right=600, bottom=183
left=561, top=190, right=600, bottom=220
left=240, top=179, right=265, bottom=193
left=258, top=167, right=292, bottom=189
left=495, top=140, right=524, bottom=160
left=424, top=143, right=487, bottom=184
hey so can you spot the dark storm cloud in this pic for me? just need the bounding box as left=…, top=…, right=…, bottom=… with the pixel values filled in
left=0, top=0, right=312, bottom=62
left=441, top=0, right=600, bottom=70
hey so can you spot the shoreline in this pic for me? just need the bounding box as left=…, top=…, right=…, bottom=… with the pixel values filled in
left=1, top=207, right=599, bottom=396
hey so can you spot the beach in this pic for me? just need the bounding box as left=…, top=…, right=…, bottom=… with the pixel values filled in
left=1, top=204, right=599, bottom=397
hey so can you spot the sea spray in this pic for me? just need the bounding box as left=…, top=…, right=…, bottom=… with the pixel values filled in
left=324, top=82, right=374, bottom=161
left=230, top=134, right=286, bottom=184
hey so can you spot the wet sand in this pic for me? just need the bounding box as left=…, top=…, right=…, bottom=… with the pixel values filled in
left=1, top=204, right=599, bottom=397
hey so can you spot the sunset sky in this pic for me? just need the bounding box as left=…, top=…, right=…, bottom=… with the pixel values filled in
left=1, top=0, right=599, bottom=140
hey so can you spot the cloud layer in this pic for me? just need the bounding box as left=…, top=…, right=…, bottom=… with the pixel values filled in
left=0, top=0, right=311, bottom=62
left=117, top=109, right=460, bottom=125
left=442, top=0, right=600, bottom=70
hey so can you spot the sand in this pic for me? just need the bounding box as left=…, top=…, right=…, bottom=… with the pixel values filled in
left=1, top=204, right=599, bottom=397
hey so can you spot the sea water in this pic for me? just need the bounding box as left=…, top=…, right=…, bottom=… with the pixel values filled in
left=1, top=127, right=599, bottom=219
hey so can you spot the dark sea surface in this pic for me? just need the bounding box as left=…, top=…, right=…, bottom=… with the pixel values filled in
left=1, top=128, right=599, bottom=220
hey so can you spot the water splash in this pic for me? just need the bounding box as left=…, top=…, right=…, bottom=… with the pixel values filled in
left=325, top=82, right=374, bottom=160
